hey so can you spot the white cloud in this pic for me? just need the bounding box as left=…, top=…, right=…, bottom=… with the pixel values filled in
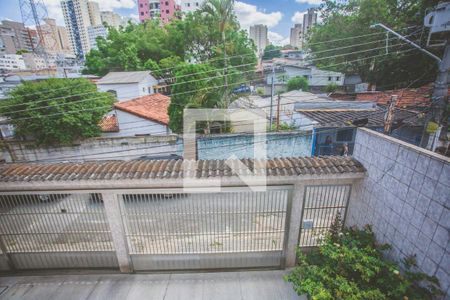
left=97, top=0, right=136, bottom=11
left=234, top=1, right=283, bottom=29
left=295, top=0, right=322, bottom=4
left=291, top=11, right=306, bottom=24
left=268, top=31, right=289, bottom=46
left=129, top=13, right=139, bottom=22
left=42, top=0, right=64, bottom=25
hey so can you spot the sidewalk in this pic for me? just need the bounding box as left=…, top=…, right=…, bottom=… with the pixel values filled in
left=0, top=270, right=305, bottom=300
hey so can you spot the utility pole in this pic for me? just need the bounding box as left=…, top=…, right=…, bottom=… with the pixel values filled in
left=269, top=65, right=275, bottom=130
left=276, top=93, right=281, bottom=131
left=371, top=23, right=448, bottom=150
left=384, top=95, right=398, bottom=134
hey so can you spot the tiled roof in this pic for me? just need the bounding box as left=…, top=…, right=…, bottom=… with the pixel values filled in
left=354, top=84, right=450, bottom=108
left=331, top=83, right=450, bottom=108
left=299, top=107, right=424, bottom=128
left=0, top=156, right=365, bottom=182
left=97, top=71, right=153, bottom=84
left=98, top=114, right=119, bottom=132
left=114, top=93, right=170, bottom=125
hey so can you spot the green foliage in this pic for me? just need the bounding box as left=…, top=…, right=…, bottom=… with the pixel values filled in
left=285, top=225, right=443, bottom=300
left=307, top=0, right=441, bottom=89
left=0, top=78, right=114, bottom=146
left=262, top=44, right=281, bottom=60
left=168, top=63, right=223, bottom=133
left=287, top=76, right=309, bottom=91
left=324, top=83, right=338, bottom=93
left=16, top=49, right=28, bottom=55
left=256, top=87, right=265, bottom=95
left=269, top=122, right=296, bottom=131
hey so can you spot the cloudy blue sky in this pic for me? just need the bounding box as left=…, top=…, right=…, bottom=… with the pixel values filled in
left=0, top=0, right=319, bottom=45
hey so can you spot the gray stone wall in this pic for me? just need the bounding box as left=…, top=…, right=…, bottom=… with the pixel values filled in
left=348, top=128, right=450, bottom=298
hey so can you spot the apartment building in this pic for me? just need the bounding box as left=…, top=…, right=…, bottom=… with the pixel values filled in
left=138, top=0, right=180, bottom=24
left=61, top=0, right=92, bottom=59
left=0, top=54, right=26, bottom=70
left=100, top=11, right=124, bottom=28
left=178, top=0, right=204, bottom=13
left=249, top=24, right=268, bottom=56
left=290, top=24, right=302, bottom=49
left=87, top=25, right=107, bottom=49
left=87, top=1, right=102, bottom=26
left=0, top=20, right=34, bottom=54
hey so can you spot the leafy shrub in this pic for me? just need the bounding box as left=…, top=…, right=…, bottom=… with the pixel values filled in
left=285, top=224, right=442, bottom=300
left=324, top=83, right=338, bottom=93
left=287, top=76, right=309, bottom=92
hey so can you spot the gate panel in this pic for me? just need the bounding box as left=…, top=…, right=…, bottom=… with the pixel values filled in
left=299, top=185, right=351, bottom=247
left=0, top=193, right=118, bottom=270
left=119, top=187, right=291, bottom=271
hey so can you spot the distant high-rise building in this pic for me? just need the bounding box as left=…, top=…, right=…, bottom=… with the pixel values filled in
left=138, top=0, right=179, bottom=24
left=302, top=8, right=317, bottom=40
left=39, top=18, right=73, bottom=55
left=249, top=24, right=268, bottom=56
left=87, top=1, right=102, bottom=26
left=61, top=0, right=92, bottom=59
left=290, top=23, right=302, bottom=49
left=0, top=20, right=34, bottom=54
left=87, top=25, right=107, bottom=49
left=100, top=11, right=123, bottom=28
left=179, top=0, right=204, bottom=13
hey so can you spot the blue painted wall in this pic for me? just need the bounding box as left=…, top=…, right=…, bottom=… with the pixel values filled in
left=196, top=132, right=313, bottom=160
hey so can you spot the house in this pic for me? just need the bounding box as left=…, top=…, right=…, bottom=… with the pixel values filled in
left=99, top=93, right=171, bottom=137
left=265, top=65, right=345, bottom=90
left=96, top=71, right=159, bottom=101
left=295, top=106, right=426, bottom=155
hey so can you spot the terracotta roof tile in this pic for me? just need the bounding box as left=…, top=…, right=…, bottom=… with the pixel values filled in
left=0, top=156, right=365, bottom=183
left=114, top=93, right=170, bottom=125
left=99, top=114, right=119, bottom=132
left=354, top=84, right=450, bottom=108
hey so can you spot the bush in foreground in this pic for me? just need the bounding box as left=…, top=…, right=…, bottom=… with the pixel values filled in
left=285, top=224, right=442, bottom=300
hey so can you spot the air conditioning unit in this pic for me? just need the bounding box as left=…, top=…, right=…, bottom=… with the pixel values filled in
left=424, top=2, right=450, bottom=47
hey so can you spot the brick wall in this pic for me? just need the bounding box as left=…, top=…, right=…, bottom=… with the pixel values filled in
left=348, top=128, right=449, bottom=298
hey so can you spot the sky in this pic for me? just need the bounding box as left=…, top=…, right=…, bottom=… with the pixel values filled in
left=0, top=0, right=320, bottom=46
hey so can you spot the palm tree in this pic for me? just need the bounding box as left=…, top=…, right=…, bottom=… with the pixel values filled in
left=201, top=0, right=235, bottom=106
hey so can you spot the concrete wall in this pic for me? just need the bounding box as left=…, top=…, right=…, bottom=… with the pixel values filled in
left=348, top=128, right=450, bottom=297
left=1, top=135, right=180, bottom=162
left=1, top=131, right=314, bottom=163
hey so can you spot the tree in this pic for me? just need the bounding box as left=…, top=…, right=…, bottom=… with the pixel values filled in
left=201, top=0, right=236, bottom=106
left=287, top=76, right=309, bottom=91
left=306, top=0, right=441, bottom=89
left=0, top=78, right=114, bottom=146
left=168, top=63, right=223, bottom=133
left=262, top=44, right=281, bottom=60
left=325, top=83, right=338, bottom=93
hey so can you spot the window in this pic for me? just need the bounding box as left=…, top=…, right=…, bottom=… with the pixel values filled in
left=336, top=76, right=340, bottom=81
left=336, top=129, right=353, bottom=142
left=166, top=9, right=169, bottom=13
left=187, top=2, right=190, bottom=6
left=140, top=11, right=144, bottom=16
left=143, top=87, right=146, bottom=92
left=165, top=1, right=169, bottom=5
left=328, top=76, right=332, bottom=81
left=140, top=3, right=143, bottom=7
left=196, top=2, right=199, bottom=6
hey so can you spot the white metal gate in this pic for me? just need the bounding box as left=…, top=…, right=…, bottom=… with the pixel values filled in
left=119, top=186, right=292, bottom=271
left=299, top=185, right=351, bottom=247
left=0, top=192, right=118, bottom=270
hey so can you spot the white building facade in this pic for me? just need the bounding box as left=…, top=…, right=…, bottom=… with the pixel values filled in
left=266, top=65, right=345, bottom=87
left=96, top=71, right=159, bottom=101
left=87, top=25, right=108, bottom=50
left=179, top=0, right=204, bottom=13
left=0, top=54, right=26, bottom=70
left=290, top=24, right=303, bottom=49
left=87, top=1, right=102, bottom=26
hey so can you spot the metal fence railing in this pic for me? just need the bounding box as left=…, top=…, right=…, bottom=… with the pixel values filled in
left=0, top=192, right=118, bottom=270
left=299, top=185, right=351, bottom=247
left=119, top=187, right=292, bottom=270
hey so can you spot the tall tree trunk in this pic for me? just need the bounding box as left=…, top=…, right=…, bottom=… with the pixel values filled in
left=222, top=30, right=228, bottom=107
